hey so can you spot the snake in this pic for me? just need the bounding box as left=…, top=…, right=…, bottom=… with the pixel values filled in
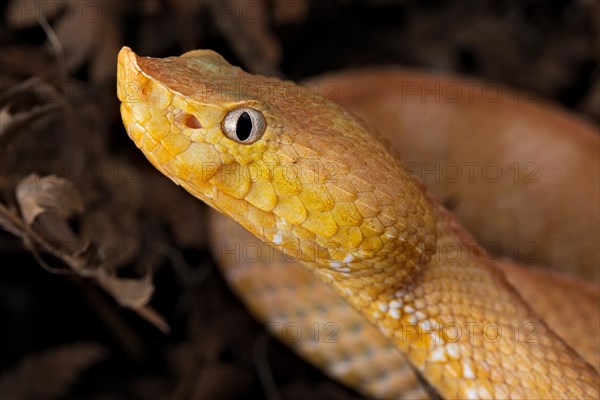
left=116, top=47, right=600, bottom=399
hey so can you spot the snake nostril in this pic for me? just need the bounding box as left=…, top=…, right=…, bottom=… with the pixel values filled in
left=183, top=114, right=202, bottom=129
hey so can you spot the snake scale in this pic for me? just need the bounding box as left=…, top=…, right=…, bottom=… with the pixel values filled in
left=116, top=47, right=599, bottom=399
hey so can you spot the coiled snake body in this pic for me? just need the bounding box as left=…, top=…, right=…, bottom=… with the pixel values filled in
left=117, top=47, right=599, bottom=399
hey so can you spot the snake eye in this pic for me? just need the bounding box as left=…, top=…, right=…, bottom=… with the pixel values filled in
left=222, top=107, right=266, bottom=144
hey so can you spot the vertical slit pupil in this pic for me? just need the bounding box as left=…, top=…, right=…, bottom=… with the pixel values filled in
left=236, top=112, right=253, bottom=141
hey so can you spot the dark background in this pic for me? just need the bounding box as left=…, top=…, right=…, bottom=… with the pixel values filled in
left=0, top=1, right=598, bottom=399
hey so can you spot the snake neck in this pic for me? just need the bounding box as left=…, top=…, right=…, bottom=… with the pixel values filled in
left=320, top=197, right=599, bottom=399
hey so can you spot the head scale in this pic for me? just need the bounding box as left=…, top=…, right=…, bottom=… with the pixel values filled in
left=117, top=47, right=437, bottom=282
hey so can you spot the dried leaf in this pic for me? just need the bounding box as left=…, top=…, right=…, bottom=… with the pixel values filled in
left=0, top=105, right=14, bottom=129
left=15, top=174, right=87, bottom=258
left=82, top=206, right=140, bottom=272
left=0, top=203, right=24, bottom=238
left=10, top=173, right=167, bottom=331
left=96, top=272, right=154, bottom=309
left=134, top=306, right=171, bottom=334
left=0, top=343, right=107, bottom=400
left=16, top=174, right=84, bottom=225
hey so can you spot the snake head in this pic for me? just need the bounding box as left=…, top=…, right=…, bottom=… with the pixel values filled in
left=117, top=46, right=276, bottom=186
left=117, top=47, right=436, bottom=281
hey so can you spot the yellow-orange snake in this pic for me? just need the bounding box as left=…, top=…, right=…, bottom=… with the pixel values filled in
left=116, top=47, right=599, bottom=399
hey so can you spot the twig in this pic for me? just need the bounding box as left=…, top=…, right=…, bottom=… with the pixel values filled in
left=0, top=203, right=72, bottom=264
left=0, top=202, right=170, bottom=333
left=36, top=12, right=67, bottom=83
